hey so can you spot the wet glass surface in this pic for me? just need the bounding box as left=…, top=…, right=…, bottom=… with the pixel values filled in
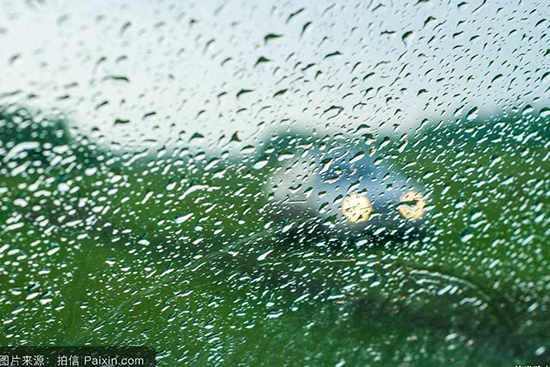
left=1, top=0, right=549, bottom=365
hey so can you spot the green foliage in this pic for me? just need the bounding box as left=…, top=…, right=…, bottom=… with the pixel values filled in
left=1, top=107, right=549, bottom=366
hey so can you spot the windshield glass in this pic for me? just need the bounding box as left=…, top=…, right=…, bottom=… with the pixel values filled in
left=1, top=1, right=549, bottom=366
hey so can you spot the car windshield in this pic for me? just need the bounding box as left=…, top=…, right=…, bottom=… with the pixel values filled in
left=1, top=1, right=549, bottom=366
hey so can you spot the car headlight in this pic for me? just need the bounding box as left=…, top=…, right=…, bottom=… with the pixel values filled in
left=342, top=193, right=373, bottom=222
left=398, top=191, right=425, bottom=219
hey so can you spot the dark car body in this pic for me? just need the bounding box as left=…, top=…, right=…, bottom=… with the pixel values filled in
left=264, top=142, right=427, bottom=242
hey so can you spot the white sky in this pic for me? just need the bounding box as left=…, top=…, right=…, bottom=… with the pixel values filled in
left=0, top=0, right=549, bottom=152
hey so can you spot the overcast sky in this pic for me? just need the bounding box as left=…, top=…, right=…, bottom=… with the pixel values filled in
left=0, top=0, right=549, bottom=153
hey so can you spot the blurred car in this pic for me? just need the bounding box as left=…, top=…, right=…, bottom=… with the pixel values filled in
left=263, top=135, right=427, bottom=242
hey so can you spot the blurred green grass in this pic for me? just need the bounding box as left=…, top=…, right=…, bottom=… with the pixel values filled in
left=1, top=106, right=549, bottom=366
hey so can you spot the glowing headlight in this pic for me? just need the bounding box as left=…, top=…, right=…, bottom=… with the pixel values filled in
left=398, top=191, right=425, bottom=219
left=342, top=193, right=373, bottom=222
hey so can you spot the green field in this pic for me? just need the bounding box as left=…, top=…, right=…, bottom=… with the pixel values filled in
left=1, top=106, right=549, bottom=366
